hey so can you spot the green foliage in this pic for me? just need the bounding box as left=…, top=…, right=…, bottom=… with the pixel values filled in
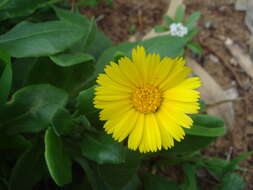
left=223, top=151, right=253, bottom=174
left=98, top=151, right=141, bottom=189
left=0, top=3, right=248, bottom=190
left=0, top=21, right=85, bottom=57
left=186, top=114, right=225, bottom=137
left=216, top=173, right=246, bottom=190
left=0, top=48, right=11, bottom=64
left=175, top=6, right=186, bottom=22
left=187, top=41, right=203, bottom=55
left=0, top=0, right=59, bottom=21
left=0, top=135, right=30, bottom=150
left=52, top=108, right=75, bottom=136
left=77, top=0, right=113, bottom=6
left=154, top=25, right=169, bottom=33
left=181, top=164, right=198, bottom=190
left=9, top=139, right=46, bottom=190
left=0, top=51, right=12, bottom=105
left=0, top=84, right=68, bottom=134
left=45, top=128, right=72, bottom=186
left=185, top=12, right=201, bottom=30
left=50, top=53, right=94, bottom=67
left=80, top=132, right=126, bottom=164
left=143, top=173, right=179, bottom=190
left=164, top=15, right=174, bottom=25
left=154, top=5, right=203, bottom=55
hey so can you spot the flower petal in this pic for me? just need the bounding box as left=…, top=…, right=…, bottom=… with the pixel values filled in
left=113, top=109, right=139, bottom=142
left=128, top=113, right=145, bottom=151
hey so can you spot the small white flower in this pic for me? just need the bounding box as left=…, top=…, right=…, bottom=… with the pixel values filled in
left=169, top=23, right=188, bottom=37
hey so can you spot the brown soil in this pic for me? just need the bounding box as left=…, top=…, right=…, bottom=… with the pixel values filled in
left=80, top=0, right=168, bottom=43
left=80, top=0, right=253, bottom=189
left=185, top=1, right=253, bottom=189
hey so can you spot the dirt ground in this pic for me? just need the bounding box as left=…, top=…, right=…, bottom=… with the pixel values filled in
left=81, top=0, right=253, bottom=189
left=80, top=0, right=168, bottom=43
left=186, top=1, right=253, bottom=189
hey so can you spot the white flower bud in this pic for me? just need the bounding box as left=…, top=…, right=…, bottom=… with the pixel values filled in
left=169, top=22, right=188, bottom=37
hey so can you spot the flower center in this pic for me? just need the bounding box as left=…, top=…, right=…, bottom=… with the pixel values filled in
left=132, top=84, right=162, bottom=113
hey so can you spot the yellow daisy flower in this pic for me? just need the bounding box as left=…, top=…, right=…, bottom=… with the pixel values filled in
left=94, top=46, right=201, bottom=153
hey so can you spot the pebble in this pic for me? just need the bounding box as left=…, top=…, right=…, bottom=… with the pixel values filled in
left=235, top=0, right=248, bottom=11
left=230, top=58, right=238, bottom=66
left=204, top=21, right=212, bottom=29
left=209, top=54, right=219, bottom=63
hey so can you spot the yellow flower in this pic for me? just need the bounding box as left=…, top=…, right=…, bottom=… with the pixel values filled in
left=94, top=46, right=201, bottom=153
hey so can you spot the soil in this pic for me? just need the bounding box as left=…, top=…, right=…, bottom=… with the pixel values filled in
left=186, top=1, right=253, bottom=189
left=80, top=0, right=253, bottom=189
left=80, top=0, right=168, bottom=43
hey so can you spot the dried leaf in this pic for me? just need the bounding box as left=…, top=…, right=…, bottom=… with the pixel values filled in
left=225, top=38, right=253, bottom=79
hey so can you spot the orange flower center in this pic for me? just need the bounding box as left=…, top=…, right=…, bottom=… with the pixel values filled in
left=132, top=84, right=162, bottom=113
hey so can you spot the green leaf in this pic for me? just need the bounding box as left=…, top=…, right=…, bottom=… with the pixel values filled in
left=0, top=0, right=11, bottom=9
left=11, top=57, right=37, bottom=91
left=0, top=84, right=68, bottom=134
left=9, top=139, right=46, bottom=190
left=185, top=12, right=201, bottom=30
left=45, top=128, right=72, bottom=186
left=0, top=135, right=30, bottom=150
left=53, top=6, right=89, bottom=26
left=121, top=175, right=140, bottom=190
left=0, top=0, right=59, bottom=21
left=52, top=108, right=75, bottom=136
left=0, top=20, right=87, bottom=57
left=106, top=0, right=113, bottom=5
left=175, top=6, right=185, bottom=22
left=26, top=57, right=95, bottom=95
left=75, top=157, right=104, bottom=190
left=76, top=86, right=99, bottom=123
left=154, top=25, right=169, bottom=33
left=168, top=135, right=216, bottom=154
left=216, top=173, right=245, bottom=190
left=0, top=62, right=12, bottom=105
left=223, top=152, right=253, bottom=174
left=0, top=48, right=10, bottom=64
left=181, top=164, right=198, bottom=190
left=75, top=86, right=101, bottom=130
left=53, top=7, right=97, bottom=52
left=77, top=0, right=101, bottom=6
left=187, top=41, right=203, bottom=55
left=113, top=51, right=126, bottom=63
left=50, top=53, right=94, bottom=67
left=74, top=115, right=97, bottom=133
left=85, top=29, right=112, bottom=59
left=186, top=114, right=225, bottom=137
left=80, top=132, right=126, bottom=164
left=142, top=173, right=179, bottom=190
left=186, top=28, right=198, bottom=41
left=199, top=158, right=229, bottom=179
left=164, top=16, right=174, bottom=26
left=199, top=100, right=206, bottom=112
left=80, top=18, right=97, bottom=51
left=98, top=151, right=141, bottom=190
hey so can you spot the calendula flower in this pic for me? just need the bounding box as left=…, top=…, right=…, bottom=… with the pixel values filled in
left=94, top=46, right=201, bottom=153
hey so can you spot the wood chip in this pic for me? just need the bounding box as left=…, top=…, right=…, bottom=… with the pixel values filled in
left=166, top=0, right=184, bottom=18
left=225, top=38, right=253, bottom=79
